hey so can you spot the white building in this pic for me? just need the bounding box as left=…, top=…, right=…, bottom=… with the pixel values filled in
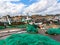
left=0, top=16, right=7, bottom=22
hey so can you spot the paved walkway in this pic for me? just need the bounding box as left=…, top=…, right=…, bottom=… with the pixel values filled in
left=0, top=28, right=26, bottom=39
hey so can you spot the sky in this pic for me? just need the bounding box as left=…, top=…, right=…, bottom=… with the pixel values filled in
left=0, top=0, right=60, bottom=16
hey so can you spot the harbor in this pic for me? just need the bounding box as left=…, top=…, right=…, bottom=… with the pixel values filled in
left=0, top=0, right=60, bottom=45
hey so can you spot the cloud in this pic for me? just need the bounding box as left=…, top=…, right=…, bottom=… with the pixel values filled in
left=43, top=2, right=60, bottom=14
left=0, top=0, right=60, bottom=16
left=24, top=0, right=48, bottom=14
left=0, top=1, right=26, bottom=16
left=23, top=0, right=60, bottom=15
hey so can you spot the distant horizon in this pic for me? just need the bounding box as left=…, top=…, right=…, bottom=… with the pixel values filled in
left=0, top=14, right=60, bottom=17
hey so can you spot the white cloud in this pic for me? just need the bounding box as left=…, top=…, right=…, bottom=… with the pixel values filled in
left=0, top=0, right=60, bottom=16
left=0, top=1, right=26, bottom=16
left=24, top=0, right=48, bottom=13
left=6, top=2, right=26, bottom=16
left=23, top=0, right=60, bottom=15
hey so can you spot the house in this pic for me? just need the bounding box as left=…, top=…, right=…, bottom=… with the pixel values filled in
left=54, top=14, right=60, bottom=20
left=11, top=16, right=22, bottom=22
left=0, top=16, right=7, bottom=22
